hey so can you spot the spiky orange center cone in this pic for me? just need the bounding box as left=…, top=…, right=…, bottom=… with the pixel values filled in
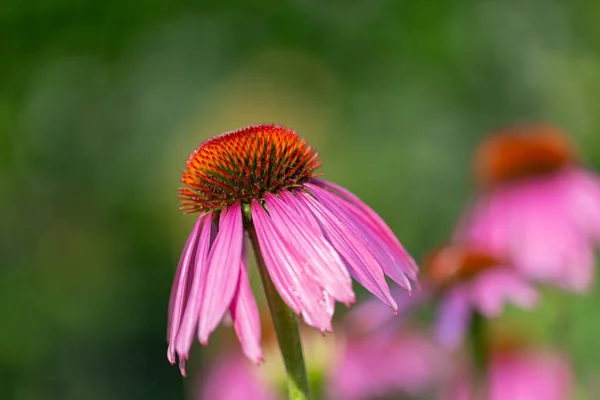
left=179, top=124, right=321, bottom=213
left=424, top=245, right=500, bottom=288
left=475, top=125, right=577, bottom=189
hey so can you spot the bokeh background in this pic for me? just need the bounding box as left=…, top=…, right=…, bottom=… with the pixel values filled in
left=3, top=1, right=600, bottom=399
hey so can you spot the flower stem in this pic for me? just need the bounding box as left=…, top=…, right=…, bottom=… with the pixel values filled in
left=469, top=311, right=488, bottom=400
left=247, top=225, right=313, bottom=400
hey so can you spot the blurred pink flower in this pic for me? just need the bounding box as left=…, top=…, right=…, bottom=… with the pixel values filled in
left=328, top=330, right=447, bottom=400
left=458, top=125, right=600, bottom=291
left=444, top=349, right=574, bottom=400
left=168, top=124, right=418, bottom=374
left=427, top=245, right=538, bottom=349
left=198, top=354, right=279, bottom=400
left=348, top=244, right=537, bottom=349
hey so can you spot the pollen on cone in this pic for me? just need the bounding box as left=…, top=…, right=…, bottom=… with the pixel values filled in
left=179, top=124, right=321, bottom=213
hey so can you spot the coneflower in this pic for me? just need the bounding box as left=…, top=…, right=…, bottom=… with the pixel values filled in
left=457, top=125, right=600, bottom=291
left=347, top=244, right=537, bottom=350
left=167, top=124, right=418, bottom=398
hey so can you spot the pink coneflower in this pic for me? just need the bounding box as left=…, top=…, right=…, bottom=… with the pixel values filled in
left=425, top=244, right=537, bottom=349
left=167, top=124, right=417, bottom=375
left=457, top=125, right=600, bottom=291
left=348, top=244, right=537, bottom=349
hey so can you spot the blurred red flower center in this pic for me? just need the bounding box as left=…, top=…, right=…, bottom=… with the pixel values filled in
left=424, top=245, right=499, bottom=287
left=475, top=126, right=576, bottom=188
left=179, top=124, right=321, bottom=213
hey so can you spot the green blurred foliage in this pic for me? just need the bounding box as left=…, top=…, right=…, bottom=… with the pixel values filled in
left=2, top=1, right=600, bottom=399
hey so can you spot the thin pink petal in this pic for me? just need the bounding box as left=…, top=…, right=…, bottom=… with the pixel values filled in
left=198, top=204, right=244, bottom=344
left=282, top=189, right=322, bottom=231
left=294, top=189, right=398, bottom=311
left=172, top=216, right=214, bottom=373
left=251, top=199, right=332, bottom=331
left=265, top=191, right=355, bottom=304
left=315, top=179, right=419, bottom=280
left=308, top=184, right=413, bottom=290
left=230, top=242, right=263, bottom=363
left=167, top=214, right=205, bottom=365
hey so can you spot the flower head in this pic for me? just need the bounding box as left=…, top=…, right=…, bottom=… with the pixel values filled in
left=474, top=124, right=576, bottom=189
left=424, top=244, right=537, bottom=349
left=458, top=124, right=600, bottom=291
left=347, top=243, right=537, bottom=350
left=179, top=125, right=321, bottom=213
left=167, top=124, right=418, bottom=374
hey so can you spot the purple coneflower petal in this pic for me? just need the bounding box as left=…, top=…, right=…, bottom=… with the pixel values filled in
left=470, top=269, right=538, bottom=317
left=307, top=184, right=411, bottom=287
left=294, top=189, right=398, bottom=311
left=281, top=189, right=322, bottom=231
left=308, top=184, right=413, bottom=290
left=173, top=216, right=214, bottom=372
left=264, top=191, right=355, bottom=304
left=167, top=215, right=205, bottom=365
left=198, top=204, right=244, bottom=344
left=436, top=287, right=471, bottom=349
left=251, top=199, right=333, bottom=331
left=315, top=179, right=419, bottom=280
left=301, top=289, right=336, bottom=330
left=230, top=242, right=263, bottom=363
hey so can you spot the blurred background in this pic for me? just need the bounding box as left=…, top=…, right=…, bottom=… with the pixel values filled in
left=3, top=1, right=600, bottom=399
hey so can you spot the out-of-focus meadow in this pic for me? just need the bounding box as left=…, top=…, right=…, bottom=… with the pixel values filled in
left=3, top=1, right=600, bottom=399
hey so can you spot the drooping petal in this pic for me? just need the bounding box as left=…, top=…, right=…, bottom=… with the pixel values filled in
left=281, top=188, right=322, bottom=231
left=251, top=199, right=333, bottom=331
left=265, top=191, right=355, bottom=304
left=435, top=287, right=471, bottom=349
left=230, top=242, right=263, bottom=363
left=198, top=204, right=244, bottom=344
left=280, top=193, right=350, bottom=320
left=172, top=215, right=214, bottom=373
left=167, top=214, right=205, bottom=365
left=294, top=188, right=397, bottom=310
left=315, top=179, right=419, bottom=280
left=307, top=183, right=413, bottom=290
left=469, top=268, right=538, bottom=317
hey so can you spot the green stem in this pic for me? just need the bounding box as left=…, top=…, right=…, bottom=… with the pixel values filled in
left=247, top=225, right=313, bottom=400
left=469, top=312, right=488, bottom=400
